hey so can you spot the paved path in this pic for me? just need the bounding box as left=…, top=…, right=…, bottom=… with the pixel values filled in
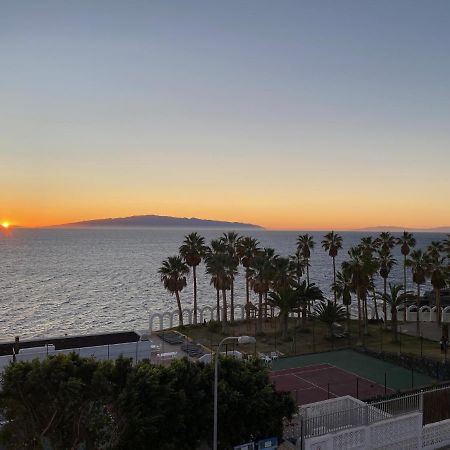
left=399, top=322, right=443, bottom=342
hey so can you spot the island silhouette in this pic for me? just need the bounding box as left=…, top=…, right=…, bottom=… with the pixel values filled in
left=56, top=214, right=263, bottom=229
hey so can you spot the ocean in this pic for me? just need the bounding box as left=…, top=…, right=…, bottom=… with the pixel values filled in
left=0, top=228, right=446, bottom=341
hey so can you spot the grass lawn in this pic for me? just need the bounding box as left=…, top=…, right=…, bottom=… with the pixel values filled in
left=174, top=317, right=445, bottom=364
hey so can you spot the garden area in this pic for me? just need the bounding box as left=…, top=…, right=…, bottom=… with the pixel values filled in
left=177, top=316, right=446, bottom=365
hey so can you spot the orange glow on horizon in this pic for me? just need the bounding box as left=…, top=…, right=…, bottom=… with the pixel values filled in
left=7, top=205, right=450, bottom=232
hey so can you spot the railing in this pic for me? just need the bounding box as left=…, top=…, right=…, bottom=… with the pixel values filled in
left=285, top=385, right=450, bottom=441
left=298, top=404, right=391, bottom=439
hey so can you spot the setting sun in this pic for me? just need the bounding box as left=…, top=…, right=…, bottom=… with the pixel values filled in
left=2, top=222, right=10, bottom=229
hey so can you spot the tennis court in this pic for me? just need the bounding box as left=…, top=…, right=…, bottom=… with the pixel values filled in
left=270, top=349, right=435, bottom=405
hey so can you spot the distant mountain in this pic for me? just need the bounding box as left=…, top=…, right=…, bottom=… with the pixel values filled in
left=57, top=214, right=263, bottom=229
left=356, top=225, right=450, bottom=233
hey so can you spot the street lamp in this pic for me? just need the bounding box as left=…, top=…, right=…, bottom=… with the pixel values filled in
left=213, top=335, right=256, bottom=450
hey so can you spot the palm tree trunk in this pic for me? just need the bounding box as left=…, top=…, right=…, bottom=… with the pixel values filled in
left=363, top=294, right=368, bottom=335
left=193, top=265, right=198, bottom=325
left=264, top=292, right=268, bottom=318
left=245, top=271, right=250, bottom=320
left=357, top=292, right=362, bottom=339
left=346, top=304, right=350, bottom=332
left=416, top=283, right=421, bottom=337
left=372, top=285, right=379, bottom=321
left=222, top=289, right=228, bottom=325
left=436, top=288, right=441, bottom=326
left=230, top=279, right=235, bottom=322
left=383, top=278, right=387, bottom=328
left=333, top=257, right=337, bottom=305
left=216, top=289, right=220, bottom=322
left=257, top=293, right=263, bottom=333
left=392, top=309, right=398, bottom=341
left=175, top=291, right=183, bottom=326
left=302, top=303, right=307, bottom=325
left=281, top=311, right=288, bottom=339
left=306, top=261, right=310, bottom=286
left=403, top=256, right=407, bottom=322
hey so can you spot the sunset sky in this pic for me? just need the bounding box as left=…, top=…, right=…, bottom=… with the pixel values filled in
left=2, top=1, right=450, bottom=230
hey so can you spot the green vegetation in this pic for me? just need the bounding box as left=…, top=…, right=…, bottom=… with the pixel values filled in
left=0, top=354, right=294, bottom=450
left=180, top=317, right=446, bottom=363
left=160, top=230, right=450, bottom=338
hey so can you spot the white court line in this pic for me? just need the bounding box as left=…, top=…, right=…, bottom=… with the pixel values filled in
left=292, top=373, right=338, bottom=398
left=270, top=365, right=333, bottom=379
left=325, top=363, right=391, bottom=393
left=272, top=363, right=332, bottom=375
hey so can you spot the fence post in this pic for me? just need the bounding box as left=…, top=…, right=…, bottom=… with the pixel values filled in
left=364, top=404, right=369, bottom=426
left=300, top=417, right=305, bottom=450
left=380, top=327, right=383, bottom=352
left=312, top=319, right=315, bottom=352
left=419, top=391, right=424, bottom=412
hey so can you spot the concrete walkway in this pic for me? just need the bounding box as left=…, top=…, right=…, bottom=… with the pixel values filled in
left=399, top=322, right=444, bottom=342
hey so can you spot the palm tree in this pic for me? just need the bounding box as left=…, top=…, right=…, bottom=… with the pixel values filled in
left=220, top=232, right=240, bottom=322
left=380, top=283, right=413, bottom=342
left=396, top=231, right=416, bottom=296
left=332, top=270, right=353, bottom=331
left=378, top=250, right=397, bottom=325
left=272, top=256, right=296, bottom=292
left=158, top=256, right=189, bottom=326
left=296, top=234, right=315, bottom=285
left=296, top=280, right=324, bottom=324
left=426, top=251, right=448, bottom=327
left=428, top=240, right=444, bottom=259
left=406, top=249, right=428, bottom=336
left=237, top=236, right=260, bottom=319
left=359, top=237, right=381, bottom=322
left=442, top=235, right=450, bottom=262
left=248, top=252, right=273, bottom=332
left=342, top=247, right=378, bottom=338
left=179, top=232, right=207, bottom=325
left=289, top=250, right=306, bottom=285
left=375, top=232, right=396, bottom=254
left=205, top=248, right=233, bottom=327
left=205, top=239, right=228, bottom=323
left=321, top=231, right=343, bottom=304
left=312, top=301, right=347, bottom=338
left=268, top=288, right=299, bottom=339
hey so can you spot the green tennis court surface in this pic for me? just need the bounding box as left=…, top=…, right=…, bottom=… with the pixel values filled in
left=271, top=349, right=434, bottom=393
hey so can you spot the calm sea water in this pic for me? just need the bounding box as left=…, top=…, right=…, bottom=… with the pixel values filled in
left=0, top=228, right=446, bottom=341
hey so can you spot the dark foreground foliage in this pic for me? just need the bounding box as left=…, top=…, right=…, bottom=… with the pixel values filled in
left=0, top=354, right=295, bottom=450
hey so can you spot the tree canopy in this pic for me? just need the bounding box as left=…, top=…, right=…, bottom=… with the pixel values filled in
left=0, top=354, right=295, bottom=450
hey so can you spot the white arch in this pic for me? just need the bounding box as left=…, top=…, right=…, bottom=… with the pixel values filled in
left=182, top=308, right=193, bottom=325
left=406, top=305, right=417, bottom=322
left=199, top=305, right=215, bottom=322
left=419, top=305, right=431, bottom=322
left=233, top=304, right=246, bottom=320
left=162, top=311, right=175, bottom=328
left=149, top=312, right=163, bottom=334
left=430, top=306, right=441, bottom=322
left=442, top=306, right=450, bottom=323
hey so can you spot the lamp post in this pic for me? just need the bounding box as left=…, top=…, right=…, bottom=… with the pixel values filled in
left=213, top=335, right=256, bottom=450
